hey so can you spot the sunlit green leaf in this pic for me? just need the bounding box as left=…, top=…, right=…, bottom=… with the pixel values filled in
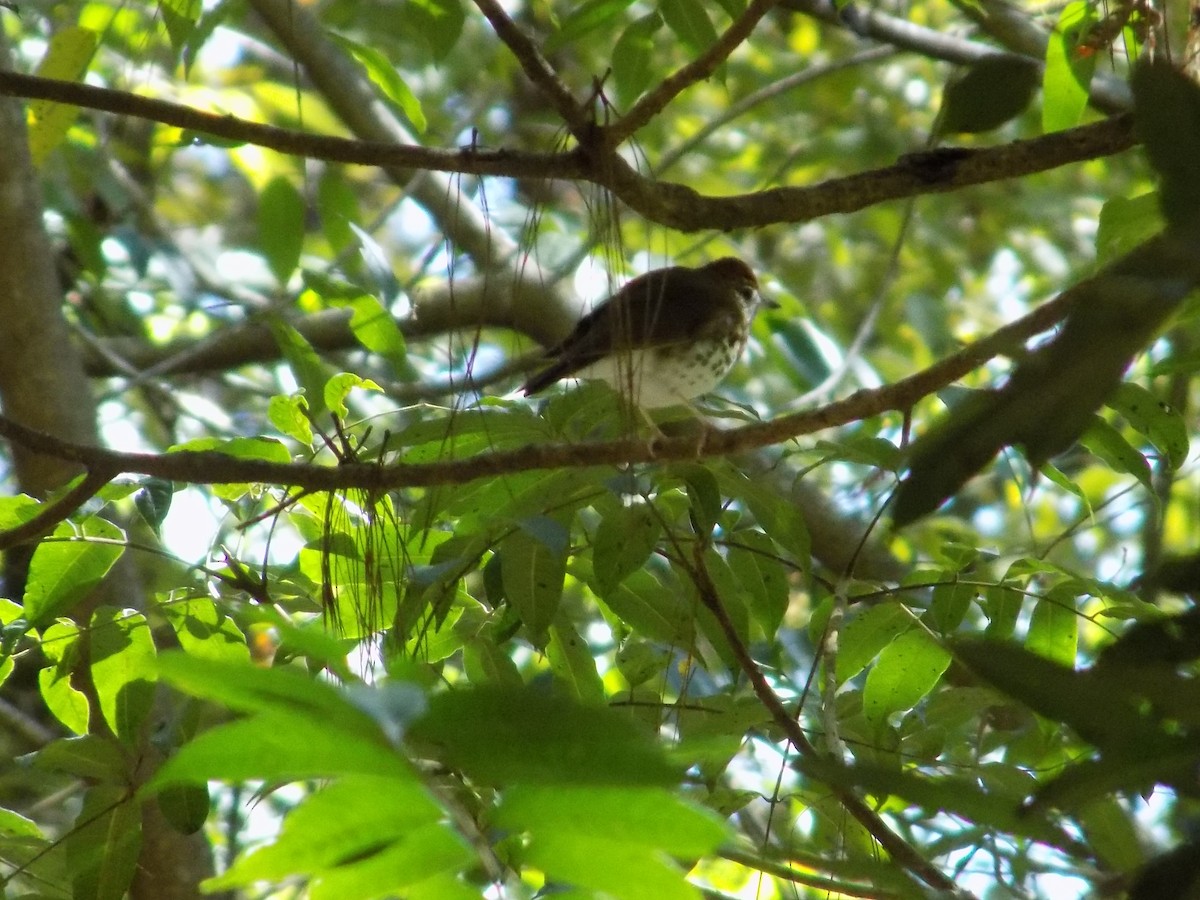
left=1042, top=1, right=1098, bottom=133
left=863, top=628, right=951, bottom=727
left=24, top=518, right=125, bottom=627
left=90, top=606, right=156, bottom=744
left=28, top=26, right=98, bottom=165
left=331, top=34, right=427, bottom=133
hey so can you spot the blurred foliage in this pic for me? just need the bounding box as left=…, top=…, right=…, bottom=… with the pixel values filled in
left=2, top=1, right=1200, bottom=899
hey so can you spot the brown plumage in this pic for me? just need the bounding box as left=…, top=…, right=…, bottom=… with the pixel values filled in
left=521, top=258, right=770, bottom=408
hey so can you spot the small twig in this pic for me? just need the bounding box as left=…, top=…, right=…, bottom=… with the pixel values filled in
left=683, top=544, right=963, bottom=895
left=609, top=0, right=783, bottom=143
left=470, top=0, right=593, bottom=139
left=820, top=585, right=848, bottom=760
left=655, top=46, right=897, bottom=176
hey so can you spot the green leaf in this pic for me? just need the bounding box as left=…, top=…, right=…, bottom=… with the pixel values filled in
left=727, top=531, right=789, bottom=640
left=151, top=711, right=407, bottom=790
left=660, top=0, right=718, bottom=58
left=133, top=478, right=173, bottom=534
left=983, top=584, right=1024, bottom=640
left=1107, top=382, right=1189, bottom=470
left=265, top=320, right=330, bottom=417
left=463, top=635, right=523, bottom=686
left=158, top=783, right=210, bottom=835
left=205, top=775, right=461, bottom=894
left=676, top=463, right=723, bottom=536
left=402, top=0, right=466, bottom=62
left=835, top=601, right=913, bottom=684
left=408, top=685, right=679, bottom=786
left=155, top=653, right=382, bottom=732
left=67, top=786, right=141, bottom=900
left=161, top=597, right=250, bottom=663
left=1096, top=193, right=1164, bottom=266
left=691, top=549, right=750, bottom=672
left=306, top=824, right=471, bottom=900
left=0, top=806, right=42, bottom=839
left=1042, top=1, right=1098, bottom=133
left=24, top=518, right=125, bottom=627
left=1078, top=797, right=1146, bottom=873
left=258, top=175, right=305, bottom=285
left=729, top=473, right=810, bottom=564
left=268, top=393, right=313, bottom=444
left=316, top=168, right=359, bottom=254
left=521, top=829, right=702, bottom=900
left=499, top=517, right=568, bottom=646
left=938, top=54, right=1040, bottom=135
left=26, top=735, right=127, bottom=781
left=331, top=34, right=427, bottom=133
left=930, top=579, right=975, bottom=634
left=343, top=295, right=416, bottom=380
left=1026, top=586, right=1078, bottom=665
left=496, top=783, right=728, bottom=860
left=863, top=628, right=951, bottom=727
left=324, top=371, right=383, bottom=419
left=1079, top=415, right=1152, bottom=490
left=548, top=0, right=637, bottom=52
left=28, top=26, right=99, bottom=165
left=547, top=622, right=606, bottom=702
left=38, top=620, right=89, bottom=733
left=614, top=640, right=669, bottom=687
left=90, top=606, right=156, bottom=744
left=592, top=502, right=661, bottom=596
left=612, top=13, right=663, bottom=104
left=598, top=568, right=695, bottom=645
left=161, top=0, right=201, bottom=53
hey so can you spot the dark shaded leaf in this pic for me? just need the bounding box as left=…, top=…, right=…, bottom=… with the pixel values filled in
left=938, top=54, right=1040, bottom=135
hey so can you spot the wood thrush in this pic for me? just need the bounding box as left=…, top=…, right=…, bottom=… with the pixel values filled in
left=521, top=258, right=774, bottom=408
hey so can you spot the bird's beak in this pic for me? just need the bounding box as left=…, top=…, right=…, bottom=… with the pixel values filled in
left=760, top=294, right=781, bottom=310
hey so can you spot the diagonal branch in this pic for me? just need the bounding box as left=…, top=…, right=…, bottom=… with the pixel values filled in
left=471, top=0, right=593, bottom=139
left=0, top=469, right=115, bottom=551
left=608, top=0, right=783, bottom=143
left=683, top=542, right=961, bottom=895
left=0, top=270, right=1079, bottom=495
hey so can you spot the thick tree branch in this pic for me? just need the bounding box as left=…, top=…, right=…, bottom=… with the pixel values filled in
left=0, top=71, right=1135, bottom=234
left=0, top=273, right=1078, bottom=497
left=80, top=276, right=574, bottom=379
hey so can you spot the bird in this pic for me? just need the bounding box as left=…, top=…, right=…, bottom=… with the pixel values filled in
left=520, top=258, right=774, bottom=409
